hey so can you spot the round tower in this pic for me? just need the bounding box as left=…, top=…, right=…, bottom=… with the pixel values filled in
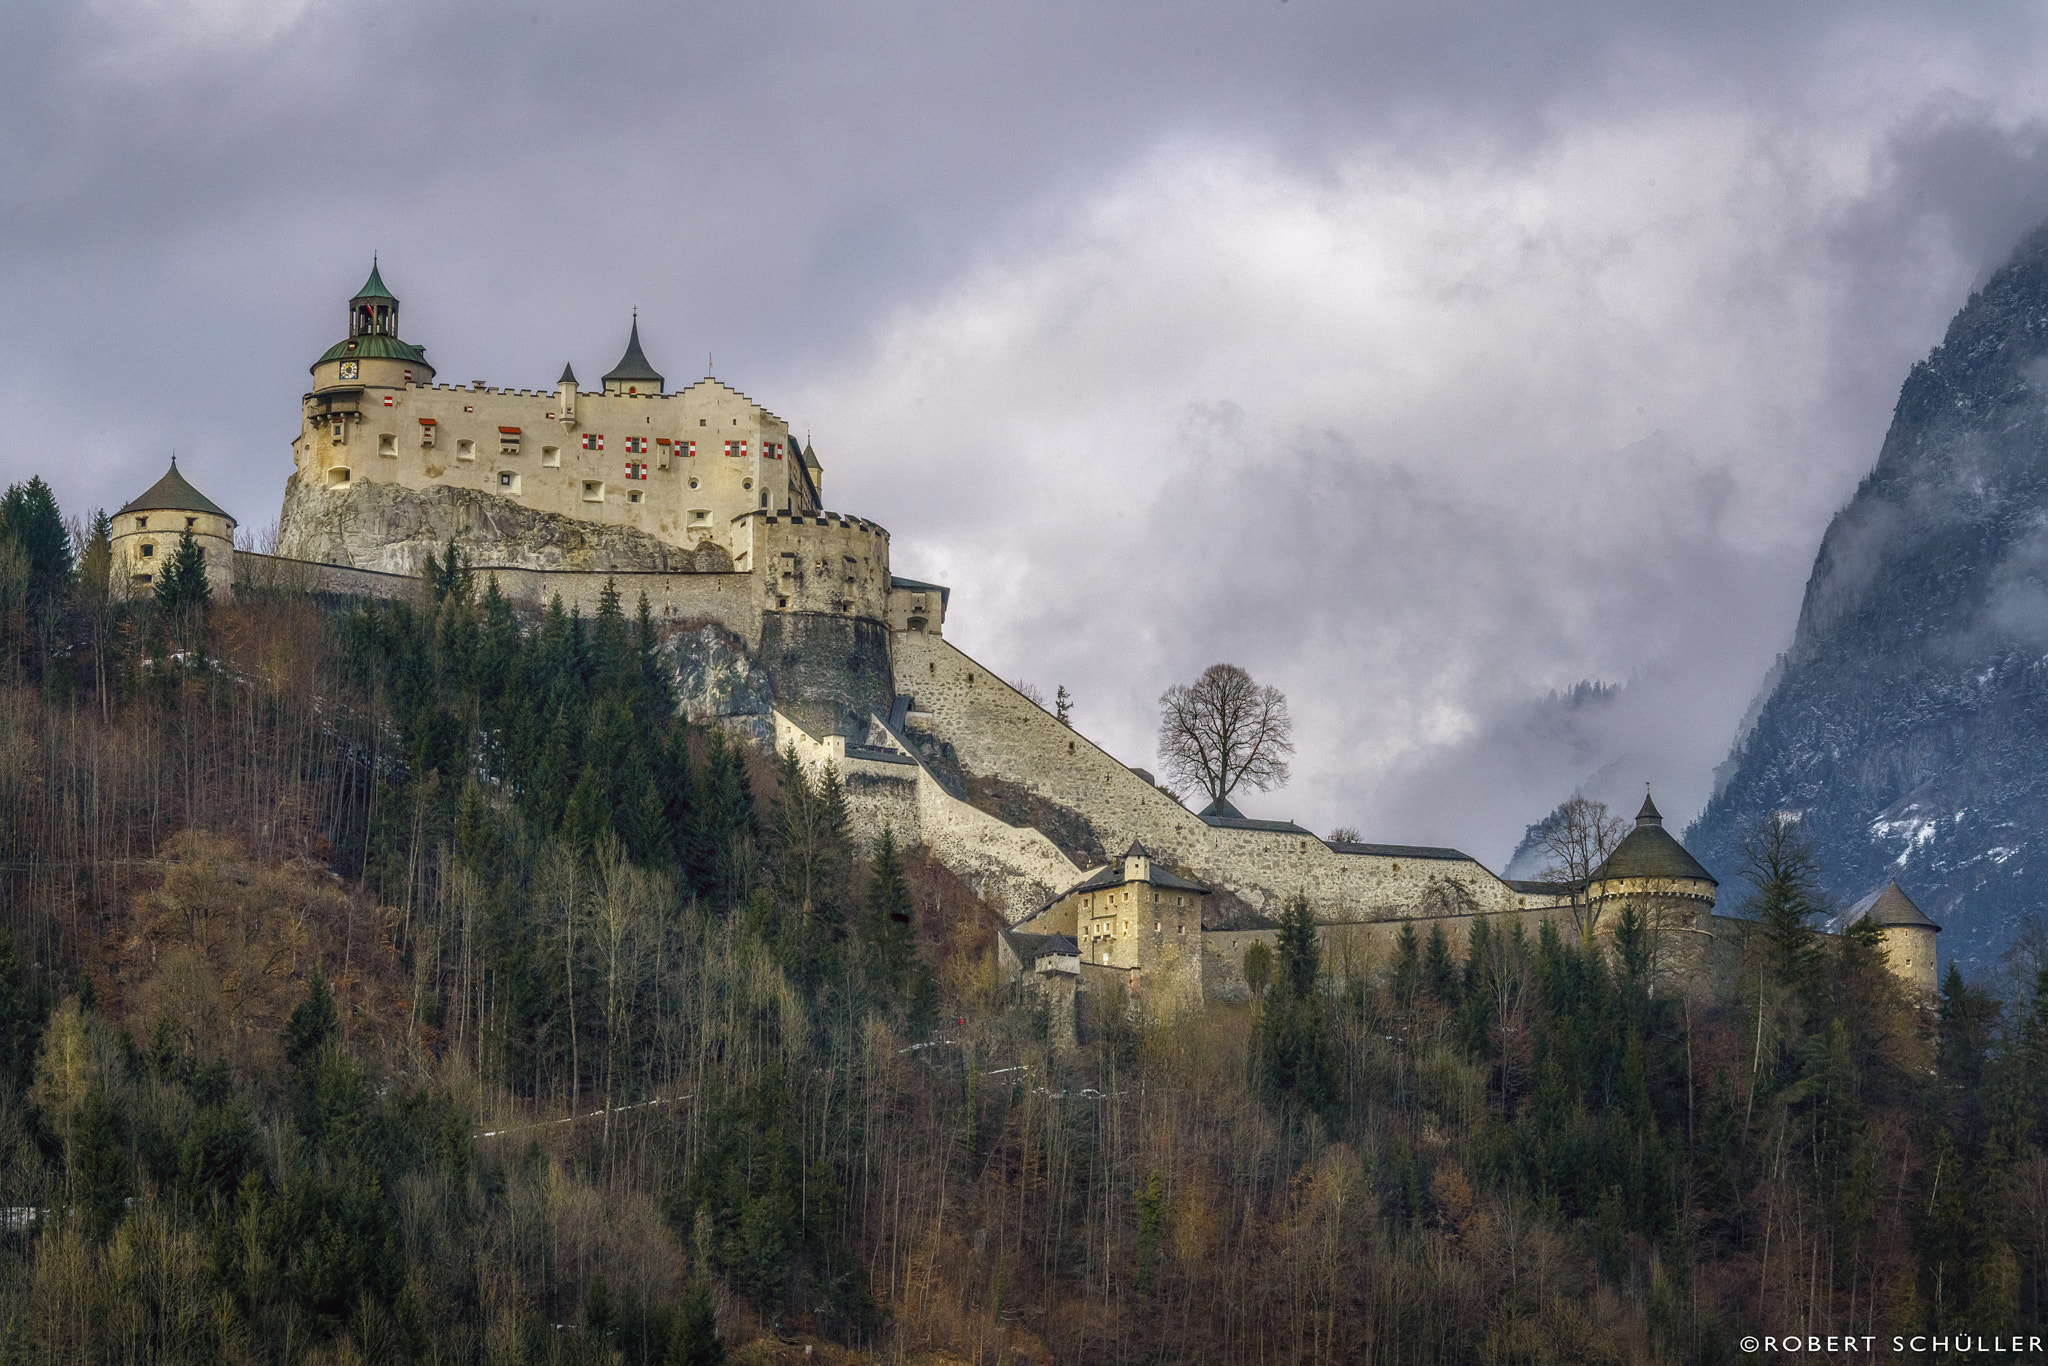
left=1844, top=881, right=1940, bottom=993
left=306, top=262, right=434, bottom=490
left=112, top=458, right=237, bottom=599
left=1586, top=792, right=1719, bottom=939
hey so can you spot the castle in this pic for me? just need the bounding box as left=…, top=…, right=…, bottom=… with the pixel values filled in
left=110, top=264, right=1941, bottom=1026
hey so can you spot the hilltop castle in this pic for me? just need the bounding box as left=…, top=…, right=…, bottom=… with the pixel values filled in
left=110, top=264, right=1939, bottom=1023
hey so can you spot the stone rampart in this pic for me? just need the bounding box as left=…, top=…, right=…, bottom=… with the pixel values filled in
left=775, top=710, right=1081, bottom=922
left=889, top=633, right=1556, bottom=924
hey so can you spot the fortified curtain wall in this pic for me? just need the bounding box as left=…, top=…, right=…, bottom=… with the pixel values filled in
left=888, top=632, right=1548, bottom=924
left=774, top=712, right=1082, bottom=922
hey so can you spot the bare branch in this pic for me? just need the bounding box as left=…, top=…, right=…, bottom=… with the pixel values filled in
left=1156, top=663, right=1293, bottom=805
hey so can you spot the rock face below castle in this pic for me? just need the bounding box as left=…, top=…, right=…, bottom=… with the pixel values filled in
left=1688, top=221, right=2048, bottom=971
left=277, top=475, right=732, bottom=577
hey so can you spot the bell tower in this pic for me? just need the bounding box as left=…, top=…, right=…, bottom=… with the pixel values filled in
left=351, top=259, right=400, bottom=338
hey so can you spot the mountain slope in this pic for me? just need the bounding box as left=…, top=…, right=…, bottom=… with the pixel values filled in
left=1687, top=224, right=2048, bottom=972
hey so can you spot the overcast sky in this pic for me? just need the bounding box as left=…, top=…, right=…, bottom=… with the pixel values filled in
left=7, top=0, right=2048, bottom=868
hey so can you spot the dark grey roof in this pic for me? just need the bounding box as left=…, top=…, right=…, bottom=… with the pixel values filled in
left=1592, top=793, right=1717, bottom=885
left=602, top=318, right=664, bottom=386
left=803, top=440, right=821, bottom=470
left=845, top=743, right=916, bottom=767
left=1062, top=861, right=1210, bottom=899
left=1506, top=879, right=1575, bottom=896
left=1121, top=840, right=1153, bottom=859
left=1197, top=795, right=1244, bottom=819
left=116, top=460, right=235, bottom=523
left=558, top=362, right=577, bottom=386
left=1836, top=881, right=1941, bottom=933
left=890, top=576, right=951, bottom=609
left=1328, top=841, right=1475, bottom=862
left=1001, top=929, right=1079, bottom=964
left=1201, top=813, right=1315, bottom=836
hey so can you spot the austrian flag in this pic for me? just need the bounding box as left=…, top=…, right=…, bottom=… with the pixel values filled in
left=581, top=433, right=603, bottom=451
left=625, top=461, right=648, bottom=480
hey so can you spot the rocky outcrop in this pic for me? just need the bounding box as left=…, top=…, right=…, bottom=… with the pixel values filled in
left=670, top=623, right=775, bottom=745
left=1688, top=223, right=2048, bottom=971
left=277, top=475, right=731, bottom=576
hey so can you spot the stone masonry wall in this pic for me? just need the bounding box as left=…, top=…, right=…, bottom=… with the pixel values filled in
left=890, top=633, right=1552, bottom=924
left=775, top=710, right=1081, bottom=922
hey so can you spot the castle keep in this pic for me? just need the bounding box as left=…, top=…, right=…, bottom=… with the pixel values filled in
left=113, top=263, right=1938, bottom=1023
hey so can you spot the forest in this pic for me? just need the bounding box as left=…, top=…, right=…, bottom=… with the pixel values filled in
left=0, top=473, right=2046, bottom=1364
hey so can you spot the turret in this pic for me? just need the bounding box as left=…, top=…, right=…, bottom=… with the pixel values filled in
left=112, top=458, right=237, bottom=600
left=1586, top=791, right=1719, bottom=938
left=1839, top=881, right=1940, bottom=993
left=310, top=261, right=434, bottom=396
left=556, top=362, right=578, bottom=427
left=601, top=315, right=663, bottom=396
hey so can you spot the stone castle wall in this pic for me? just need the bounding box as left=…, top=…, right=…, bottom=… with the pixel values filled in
left=298, top=376, right=808, bottom=559
left=889, top=632, right=1559, bottom=925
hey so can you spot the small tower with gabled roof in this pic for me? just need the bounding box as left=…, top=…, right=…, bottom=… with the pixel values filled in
left=112, top=458, right=237, bottom=599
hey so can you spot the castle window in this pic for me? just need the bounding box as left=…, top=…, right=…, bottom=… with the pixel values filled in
left=583, top=481, right=605, bottom=502
left=688, top=478, right=699, bottom=489
left=139, top=543, right=154, bottom=558
left=327, top=467, right=351, bottom=486
left=185, top=517, right=196, bottom=529
left=690, top=509, right=710, bottom=524
left=132, top=573, right=152, bottom=585
left=456, top=439, right=476, bottom=461
left=542, top=446, right=561, bottom=467
left=628, top=490, right=643, bottom=504
left=499, top=472, right=522, bottom=494
left=378, top=433, right=396, bottom=457
left=135, top=517, right=146, bottom=529
left=331, top=423, right=343, bottom=440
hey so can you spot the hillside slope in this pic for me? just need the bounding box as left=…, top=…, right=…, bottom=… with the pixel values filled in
left=1687, top=224, right=2048, bottom=970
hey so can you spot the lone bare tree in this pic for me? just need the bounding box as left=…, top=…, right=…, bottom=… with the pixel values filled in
left=1157, top=663, right=1293, bottom=809
left=1536, top=795, right=1625, bottom=943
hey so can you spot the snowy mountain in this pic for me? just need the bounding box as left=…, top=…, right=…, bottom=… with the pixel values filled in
left=1686, top=223, right=2048, bottom=973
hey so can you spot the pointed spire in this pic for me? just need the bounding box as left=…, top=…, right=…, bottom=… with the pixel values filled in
left=558, top=362, right=578, bottom=386
left=602, top=315, right=664, bottom=390
left=353, top=258, right=397, bottom=302
left=1636, top=791, right=1663, bottom=826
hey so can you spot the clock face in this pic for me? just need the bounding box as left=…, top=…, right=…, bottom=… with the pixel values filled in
left=338, top=360, right=360, bottom=381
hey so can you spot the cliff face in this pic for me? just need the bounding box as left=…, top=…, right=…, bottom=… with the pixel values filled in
left=276, top=474, right=731, bottom=576
left=1687, top=225, right=2048, bottom=971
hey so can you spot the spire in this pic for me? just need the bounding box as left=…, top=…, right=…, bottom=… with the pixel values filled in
left=353, top=258, right=397, bottom=303
left=558, top=362, right=577, bottom=386
left=601, top=314, right=664, bottom=392
left=1636, top=791, right=1663, bottom=826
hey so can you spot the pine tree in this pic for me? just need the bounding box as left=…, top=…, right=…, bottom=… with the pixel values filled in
left=76, top=509, right=112, bottom=603
left=591, top=578, right=631, bottom=699
left=284, top=965, right=340, bottom=1070
left=153, top=527, right=213, bottom=624
left=562, top=763, right=614, bottom=859
left=0, top=476, right=72, bottom=619
left=864, top=829, right=918, bottom=996
left=1742, top=812, right=1826, bottom=1001
left=667, top=1277, right=725, bottom=1366
left=636, top=591, right=676, bottom=714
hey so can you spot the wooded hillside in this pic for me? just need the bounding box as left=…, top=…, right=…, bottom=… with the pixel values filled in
left=0, top=480, right=2043, bottom=1364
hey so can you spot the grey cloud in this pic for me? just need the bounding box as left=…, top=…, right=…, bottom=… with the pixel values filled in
left=7, top=0, right=2048, bottom=869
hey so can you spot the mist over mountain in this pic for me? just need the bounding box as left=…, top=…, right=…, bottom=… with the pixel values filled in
left=1687, top=223, right=2048, bottom=972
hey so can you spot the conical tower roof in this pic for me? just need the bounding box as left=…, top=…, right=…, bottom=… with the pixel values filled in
left=558, top=362, right=578, bottom=386
left=115, top=459, right=234, bottom=524
left=1846, top=880, right=1941, bottom=931
left=1591, top=790, right=1716, bottom=885
left=602, top=317, right=664, bottom=388
left=352, top=260, right=397, bottom=302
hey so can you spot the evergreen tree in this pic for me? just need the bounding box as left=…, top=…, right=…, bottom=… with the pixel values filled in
left=864, top=829, right=918, bottom=996
left=591, top=578, right=632, bottom=699
left=1260, top=894, right=1334, bottom=1120
left=1742, top=812, right=1826, bottom=1002
left=563, top=763, right=614, bottom=859
left=1423, top=921, right=1460, bottom=1006
left=153, top=526, right=213, bottom=626
left=0, top=476, right=72, bottom=620
left=667, top=1278, right=725, bottom=1366
left=0, top=926, right=44, bottom=1094
left=76, top=509, right=112, bottom=604
left=636, top=591, right=676, bottom=714
left=283, top=966, right=340, bottom=1071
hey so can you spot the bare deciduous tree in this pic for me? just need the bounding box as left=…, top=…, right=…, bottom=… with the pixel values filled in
left=1157, top=664, right=1293, bottom=808
left=1536, top=795, right=1626, bottom=943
